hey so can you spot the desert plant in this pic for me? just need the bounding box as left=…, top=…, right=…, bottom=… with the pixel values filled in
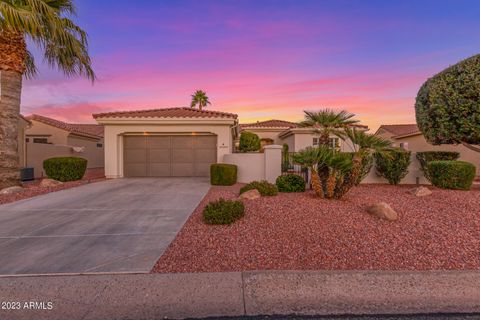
left=415, top=54, right=480, bottom=153
left=276, top=174, right=305, bottom=192
left=375, top=149, right=411, bottom=185
left=239, top=180, right=278, bottom=196
left=203, top=198, right=245, bottom=225
left=43, top=157, right=88, bottom=182
left=0, top=0, right=95, bottom=189
left=281, top=143, right=291, bottom=172
left=427, top=161, right=476, bottom=190
left=239, top=131, right=261, bottom=152
left=210, top=164, right=237, bottom=186
left=190, top=90, right=211, bottom=110
left=291, top=146, right=331, bottom=197
left=299, top=109, right=359, bottom=145
left=416, top=151, right=460, bottom=181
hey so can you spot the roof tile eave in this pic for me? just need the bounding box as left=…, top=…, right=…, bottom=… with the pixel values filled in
left=93, top=107, right=238, bottom=120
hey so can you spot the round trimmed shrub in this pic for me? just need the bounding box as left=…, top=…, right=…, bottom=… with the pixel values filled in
left=276, top=174, right=305, bottom=192
left=375, top=150, right=411, bottom=185
left=415, top=54, right=480, bottom=146
left=210, top=164, right=237, bottom=186
left=43, top=157, right=87, bottom=182
left=239, top=180, right=278, bottom=196
left=416, top=151, right=460, bottom=181
left=427, top=160, right=476, bottom=190
left=239, top=131, right=261, bottom=152
left=203, top=198, right=245, bottom=225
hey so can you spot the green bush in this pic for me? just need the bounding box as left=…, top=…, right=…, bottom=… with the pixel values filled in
left=203, top=198, right=245, bottom=225
left=43, top=157, right=87, bottom=182
left=416, top=151, right=460, bottom=181
left=239, top=131, right=261, bottom=152
left=210, top=164, right=237, bottom=186
left=375, top=150, right=411, bottom=185
left=415, top=54, right=480, bottom=146
left=239, top=180, right=278, bottom=196
left=427, top=161, right=476, bottom=190
left=276, top=174, right=305, bottom=192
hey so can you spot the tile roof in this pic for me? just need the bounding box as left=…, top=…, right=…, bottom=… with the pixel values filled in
left=93, top=107, right=238, bottom=119
left=19, top=114, right=31, bottom=124
left=377, top=124, right=420, bottom=137
left=26, top=114, right=103, bottom=139
left=240, top=119, right=299, bottom=129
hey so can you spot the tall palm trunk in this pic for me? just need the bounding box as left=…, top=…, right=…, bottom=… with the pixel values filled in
left=0, top=31, right=27, bottom=189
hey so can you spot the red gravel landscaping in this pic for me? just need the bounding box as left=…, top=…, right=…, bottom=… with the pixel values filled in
left=153, top=183, right=480, bottom=273
left=0, top=168, right=106, bottom=205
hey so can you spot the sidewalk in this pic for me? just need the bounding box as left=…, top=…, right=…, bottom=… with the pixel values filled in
left=0, top=270, right=479, bottom=320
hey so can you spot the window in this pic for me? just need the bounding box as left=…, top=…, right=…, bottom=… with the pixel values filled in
left=96, top=143, right=103, bottom=148
left=33, top=138, right=48, bottom=144
left=399, top=142, right=409, bottom=150
left=313, top=137, right=340, bottom=149
left=25, top=138, right=30, bottom=143
left=313, top=138, right=319, bottom=146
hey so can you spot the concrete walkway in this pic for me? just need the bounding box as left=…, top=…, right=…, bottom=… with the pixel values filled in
left=0, top=178, right=210, bottom=275
left=0, top=270, right=479, bottom=320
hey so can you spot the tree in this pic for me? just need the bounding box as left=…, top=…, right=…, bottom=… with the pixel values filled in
left=415, top=54, right=480, bottom=153
left=238, top=131, right=260, bottom=152
left=190, top=90, right=211, bottom=111
left=299, top=109, right=359, bottom=146
left=0, top=0, right=95, bottom=189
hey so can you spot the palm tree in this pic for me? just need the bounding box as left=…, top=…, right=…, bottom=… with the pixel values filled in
left=190, top=90, right=211, bottom=111
left=0, top=0, right=94, bottom=189
left=299, top=109, right=359, bottom=146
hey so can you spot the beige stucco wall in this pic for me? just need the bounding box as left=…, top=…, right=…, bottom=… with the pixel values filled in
left=223, top=153, right=265, bottom=183
left=26, top=120, right=69, bottom=144
left=18, top=118, right=29, bottom=167
left=241, top=129, right=285, bottom=145
left=101, top=122, right=234, bottom=178
left=67, top=135, right=104, bottom=168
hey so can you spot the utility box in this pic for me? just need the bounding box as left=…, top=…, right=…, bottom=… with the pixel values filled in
left=20, top=167, right=35, bottom=181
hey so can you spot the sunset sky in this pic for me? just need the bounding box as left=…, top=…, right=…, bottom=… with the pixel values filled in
left=22, top=0, right=480, bottom=131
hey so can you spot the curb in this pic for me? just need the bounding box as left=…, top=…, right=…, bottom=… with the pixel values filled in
left=0, top=270, right=479, bottom=319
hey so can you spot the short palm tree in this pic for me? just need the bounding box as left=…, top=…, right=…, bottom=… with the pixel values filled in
left=190, top=90, right=211, bottom=111
left=299, top=109, right=359, bottom=146
left=0, top=0, right=94, bottom=189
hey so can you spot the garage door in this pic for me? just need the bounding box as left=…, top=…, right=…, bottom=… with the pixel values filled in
left=123, top=135, right=217, bottom=177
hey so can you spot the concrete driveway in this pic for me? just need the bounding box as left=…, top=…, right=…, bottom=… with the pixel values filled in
left=0, top=178, right=210, bottom=275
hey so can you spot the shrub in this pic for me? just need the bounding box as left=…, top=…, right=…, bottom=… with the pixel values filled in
left=276, top=174, right=305, bottom=192
left=239, top=180, right=278, bottom=196
left=427, top=161, right=476, bottom=190
left=203, top=198, right=245, bottom=225
left=239, top=131, right=261, bottom=152
left=43, top=157, right=87, bottom=182
left=416, top=151, right=460, bottom=181
left=415, top=54, right=480, bottom=146
left=343, top=152, right=374, bottom=185
left=210, top=164, right=237, bottom=186
left=375, top=150, right=411, bottom=185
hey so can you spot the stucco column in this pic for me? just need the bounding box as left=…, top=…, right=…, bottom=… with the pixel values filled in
left=263, top=145, right=282, bottom=183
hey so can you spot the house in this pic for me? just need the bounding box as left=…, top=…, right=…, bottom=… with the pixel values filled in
left=240, top=119, right=369, bottom=152
left=25, top=114, right=104, bottom=177
left=93, top=107, right=238, bottom=178
left=18, top=115, right=31, bottom=168
left=375, top=124, right=480, bottom=175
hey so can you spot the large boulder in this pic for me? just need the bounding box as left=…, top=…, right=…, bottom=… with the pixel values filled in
left=367, top=202, right=398, bottom=221
left=239, top=189, right=261, bottom=200
left=409, top=186, right=432, bottom=197
left=0, top=186, right=23, bottom=195
left=39, top=178, right=64, bottom=188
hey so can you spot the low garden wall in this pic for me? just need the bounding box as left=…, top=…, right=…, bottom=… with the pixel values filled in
left=223, top=145, right=282, bottom=183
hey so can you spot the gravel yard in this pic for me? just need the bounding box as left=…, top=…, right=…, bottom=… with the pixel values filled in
left=0, top=168, right=105, bottom=205
left=153, top=183, right=480, bottom=273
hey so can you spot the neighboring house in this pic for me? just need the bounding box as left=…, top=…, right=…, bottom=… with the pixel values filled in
left=93, top=107, right=238, bottom=178
left=25, top=114, right=104, bottom=178
left=18, top=115, right=32, bottom=168
left=240, top=119, right=369, bottom=152
left=375, top=124, right=480, bottom=175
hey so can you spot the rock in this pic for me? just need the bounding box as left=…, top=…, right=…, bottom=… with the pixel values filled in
left=0, top=186, right=24, bottom=195
left=39, top=178, right=63, bottom=188
left=367, top=202, right=398, bottom=221
left=409, top=186, right=432, bottom=197
left=239, top=189, right=261, bottom=200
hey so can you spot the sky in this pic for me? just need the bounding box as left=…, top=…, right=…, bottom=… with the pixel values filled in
left=21, top=0, right=480, bottom=131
